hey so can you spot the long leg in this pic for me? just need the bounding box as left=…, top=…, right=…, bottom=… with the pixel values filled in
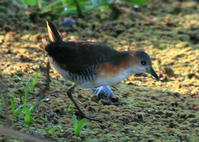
left=67, top=84, right=102, bottom=122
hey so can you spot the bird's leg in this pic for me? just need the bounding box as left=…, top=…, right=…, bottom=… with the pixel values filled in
left=92, top=85, right=114, bottom=99
left=67, top=84, right=102, bottom=122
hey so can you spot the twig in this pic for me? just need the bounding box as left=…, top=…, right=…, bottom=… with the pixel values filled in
left=120, top=7, right=157, bottom=24
left=114, top=1, right=158, bottom=24
left=0, top=126, right=50, bottom=142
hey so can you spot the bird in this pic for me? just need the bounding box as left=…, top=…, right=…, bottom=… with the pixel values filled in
left=44, top=20, right=159, bottom=121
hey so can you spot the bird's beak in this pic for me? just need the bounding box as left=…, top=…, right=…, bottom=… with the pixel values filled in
left=146, top=67, right=159, bottom=80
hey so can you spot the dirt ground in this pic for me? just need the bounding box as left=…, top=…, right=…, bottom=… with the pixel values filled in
left=0, top=0, right=199, bottom=141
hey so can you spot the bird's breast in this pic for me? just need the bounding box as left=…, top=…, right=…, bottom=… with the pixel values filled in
left=48, top=57, right=133, bottom=88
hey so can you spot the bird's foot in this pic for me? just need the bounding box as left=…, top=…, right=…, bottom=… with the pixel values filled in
left=92, top=86, right=119, bottom=105
left=92, top=85, right=114, bottom=99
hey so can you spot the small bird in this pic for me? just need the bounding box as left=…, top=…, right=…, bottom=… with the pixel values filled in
left=45, top=21, right=159, bottom=121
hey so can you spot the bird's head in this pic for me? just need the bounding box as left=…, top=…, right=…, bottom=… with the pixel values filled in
left=128, top=50, right=159, bottom=80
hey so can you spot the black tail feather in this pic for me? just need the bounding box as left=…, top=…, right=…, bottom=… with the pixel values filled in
left=46, top=20, right=62, bottom=43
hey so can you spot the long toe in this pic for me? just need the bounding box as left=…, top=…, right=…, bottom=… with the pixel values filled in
left=92, top=85, right=114, bottom=99
left=75, top=112, right=102, bottom=122
left=82, top=115, right=102, bottom=122
left=92, top=86, right=119, bottom=105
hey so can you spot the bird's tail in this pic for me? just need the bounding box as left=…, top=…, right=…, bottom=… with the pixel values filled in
left=39, top=21, right=63, bottom=52
left=46, top=20, right=63, bottom=43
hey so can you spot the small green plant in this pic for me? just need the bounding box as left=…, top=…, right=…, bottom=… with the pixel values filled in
left=23, top=106, right=34, bottom=124
left=12, top=0, right=149, bottom=17
left=10, top=95, right=24, bottom=116
left=9, top=69, right=40, bottom=124
left=67, top=104, right=72, bottom=112
left=47, top=124, right=63, bottom=134
left=72, top=114, right=86, bottom=136
left=124, top=0, right=148, bottom=6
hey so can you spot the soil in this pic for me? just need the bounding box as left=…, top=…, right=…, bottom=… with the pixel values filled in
left=0, top=0, right=199, bottom=141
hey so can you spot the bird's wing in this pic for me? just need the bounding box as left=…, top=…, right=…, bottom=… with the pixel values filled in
left=46, top=41, right=121, bottom=76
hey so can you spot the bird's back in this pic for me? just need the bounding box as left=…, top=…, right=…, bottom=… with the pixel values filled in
left=45, top=41, right=119, bottom=66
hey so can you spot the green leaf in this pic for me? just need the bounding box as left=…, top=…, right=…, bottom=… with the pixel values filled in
left=15, top=104, right=25, bottom=115
left=47, top=124, right=62, bottom=134
left=48, top=128, right=54, bottom=134
left=41, top=0, right=63, bottom=13
left=78, top=0, right=86, bottom=8
left=35, top=98, right=50, bottom=108
left=67, top=105, right=72, bottom=112
left=10, top=95, right=25, bottom=116
left=29, top=102, right=35, bottom=112
left=61, top=0, right=67, bottom=6
left=24, top=0, right=38, bottom=7
left=10, top=96, right=16, bottom=115
left=30, top=69, right=40, bottom=92
left=75, top=118, right=86, bottom=136
left=72, top=114, right=78, bottom=130
left=23, top=107, right=31, bottom=124
left=127, top=0, right=148, bottom=5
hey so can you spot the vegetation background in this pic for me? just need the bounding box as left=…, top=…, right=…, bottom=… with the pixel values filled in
left=0, top=0, right=199, bottom=141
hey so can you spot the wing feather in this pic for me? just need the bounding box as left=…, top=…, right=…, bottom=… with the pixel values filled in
left=45, top=41, right=129, bottom=76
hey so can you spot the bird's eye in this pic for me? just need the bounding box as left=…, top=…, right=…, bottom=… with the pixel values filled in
left=141, top=60, right=146, bottom=65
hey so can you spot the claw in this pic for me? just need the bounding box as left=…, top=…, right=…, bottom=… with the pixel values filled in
left=92, top=86, right=114, bottom=99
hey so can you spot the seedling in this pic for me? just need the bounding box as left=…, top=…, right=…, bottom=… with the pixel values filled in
left=72, top=114, right=86, bottom=136
left=47, top=124, right=63, bottom=134
left=67, top=104, right=72, bottom=112
left=9, top=69, right=40, bottom=124
left=23, top=106, right=34, bottom=124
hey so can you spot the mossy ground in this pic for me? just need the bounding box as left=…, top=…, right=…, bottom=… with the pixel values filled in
left=0, top=0, right=199, bottom=141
